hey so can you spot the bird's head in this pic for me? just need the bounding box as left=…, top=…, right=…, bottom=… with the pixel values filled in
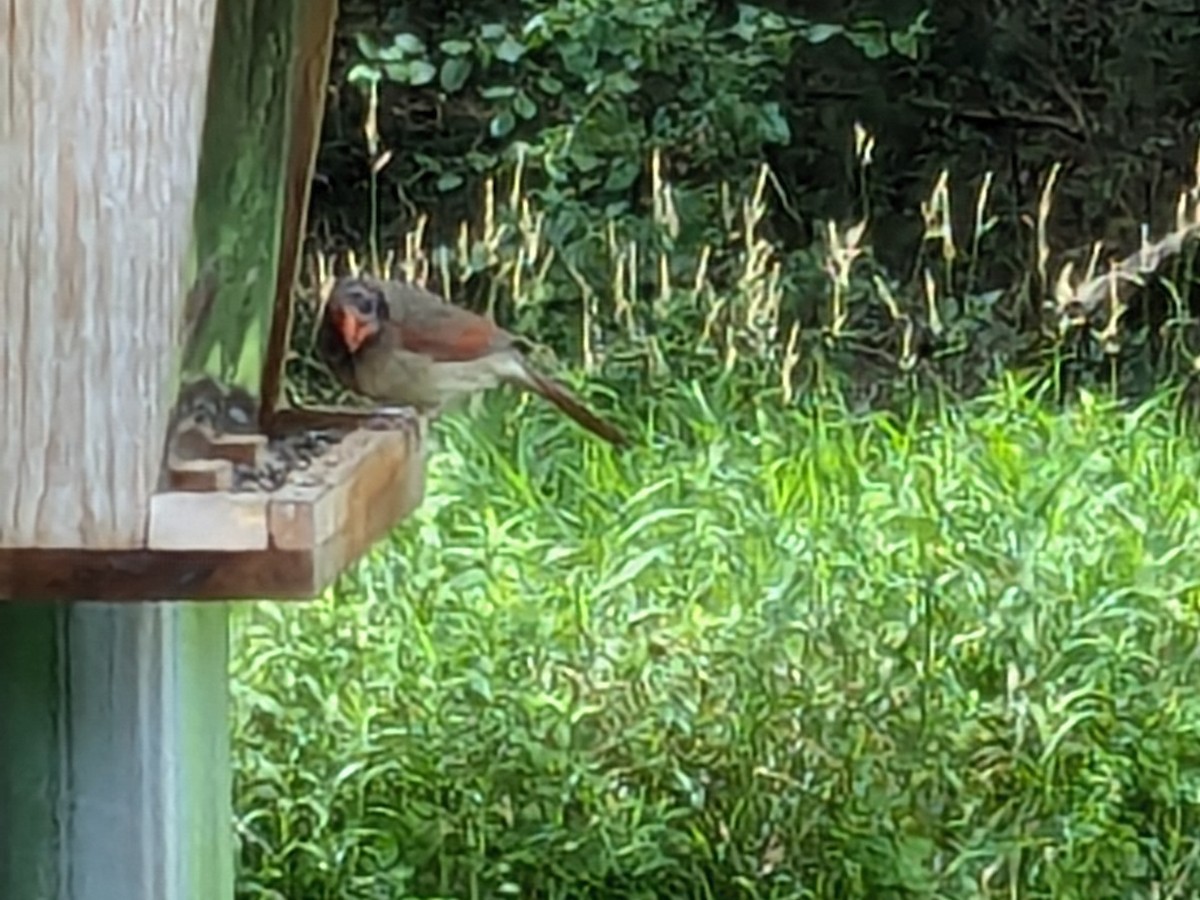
left=323, top=277, right=390, bottom=354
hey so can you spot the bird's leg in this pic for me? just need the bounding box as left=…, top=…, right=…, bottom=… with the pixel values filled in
left=363, top=405, right=422, bottom=431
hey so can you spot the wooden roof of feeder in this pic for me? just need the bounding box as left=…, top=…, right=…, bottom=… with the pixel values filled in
left=0, top=1, right=426, bottom=602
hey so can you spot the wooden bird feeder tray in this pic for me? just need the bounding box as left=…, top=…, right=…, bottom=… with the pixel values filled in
left=0, top=372, right=426, bottom=601
left=0, top=412, right=424, bottom=602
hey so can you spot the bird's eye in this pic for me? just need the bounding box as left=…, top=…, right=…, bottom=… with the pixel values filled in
left=354, top=292, right=377, bottom=315
left=362, top=289, right=389, bottom=319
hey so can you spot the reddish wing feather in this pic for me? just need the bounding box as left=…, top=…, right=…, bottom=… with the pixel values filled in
left=383, top=307, right=505, bottom=362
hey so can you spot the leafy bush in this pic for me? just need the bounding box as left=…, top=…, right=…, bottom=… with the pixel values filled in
left=345, top=1, right=923, bottom=204
left=323, top=0, right=1200, bottom=273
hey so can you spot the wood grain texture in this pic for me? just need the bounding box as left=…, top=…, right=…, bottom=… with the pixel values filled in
left=0, top=0, right=219, bottom=549
left=269, top=429, right=416, bottom=549
left=0, top=5, right=358, bottom=900
left=148, top=492, right=270, bottom=551
left=168, top=458, right=234, bottom=492
left=0, top=547, right=320, bottom=601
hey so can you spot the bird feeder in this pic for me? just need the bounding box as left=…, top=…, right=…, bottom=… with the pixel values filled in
left=0, top=3, right=425, bottom=898
left=0, top=1, right=425, bottom=603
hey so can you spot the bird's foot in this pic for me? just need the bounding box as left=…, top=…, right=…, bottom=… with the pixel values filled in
left=363, top=406, right=422, bottom=431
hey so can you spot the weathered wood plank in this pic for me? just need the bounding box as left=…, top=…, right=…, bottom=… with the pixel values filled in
left=0, top=0, right=219, bottom=549
left=261, top=0, right=340, bottom=427
left=148, top=492, right=271, bottom=551
left=0, top=548, right=319, bottom=601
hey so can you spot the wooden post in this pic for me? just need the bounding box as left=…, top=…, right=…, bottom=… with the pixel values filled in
left=0, top=4, right=229, bottom=898
left=0, top=2, right=342, bottom=899
left=0, top=3, right=218, bottom=550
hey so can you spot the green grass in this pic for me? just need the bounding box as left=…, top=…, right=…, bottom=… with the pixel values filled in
left=232, top=375, right=1200, bottom=900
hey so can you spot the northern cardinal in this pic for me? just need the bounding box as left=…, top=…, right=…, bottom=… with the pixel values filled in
left=317, top=275, right=629, bottom=448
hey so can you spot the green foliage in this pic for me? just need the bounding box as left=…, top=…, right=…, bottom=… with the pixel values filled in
left=320, top=0, right=1200, bottom=286
left=233, top=374, right=1200, bottom=899
left=319, top=0, right=1200, bottom=406
left=255, top=151, right=1200, bottom=891
left=273, top=164, right=1200, bottom=894
left=247, top=5, right=1200, bottom=896
left=337, top=1, right=928, bottom=222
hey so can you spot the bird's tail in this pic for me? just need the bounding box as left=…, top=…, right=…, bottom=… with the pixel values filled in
left=517, top=363, right=629, bottom=448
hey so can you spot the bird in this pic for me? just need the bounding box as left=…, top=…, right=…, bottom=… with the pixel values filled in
left=316, top=275, right=629, bottom=448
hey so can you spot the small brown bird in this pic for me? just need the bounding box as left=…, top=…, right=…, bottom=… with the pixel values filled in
left=317, top=275, right=629, bottom=448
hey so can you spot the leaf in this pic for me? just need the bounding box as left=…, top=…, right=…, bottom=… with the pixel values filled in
left=407, top=60, right=438, bottom=86
left=513, top=91, right=538, bottom=120
left=568, top=144, right=603, bottom=173
left=382, top=63, right=410, bottom=82
left=466, top=668, right=493, bottom=703
left=439, top=39, right=473, bottom=56
left=731, top=10, right=761, bottom=41
left=850, top=35, right=891, bottom=59
left=479, top=22, right=507, bottom=41
left=371, top=41, right=408, bottom=62
left=466, top=149, right=498, bottom=171
left=803, top=23, right=843, bottom=44
left=891, top=31, right=922, bottom=59
left=537, top=73, right=564, bottom=95
left=759, top=101, right=791, bottom=144
left=844, top=22, right=891, bottom=59
left=353, top=33, right=381, bottom=58
left=595, top=548, right=664, bottom=595
left=607, top=71, right=640, bottom=94
left=522, top=13, right=548, bottom=36
left=480, top=85, right=517, bottom=99
left=496, top=35, right=527, bottom=64
left=892, top=10, right=933, bottom=60
left=603, top=159, right=641, bottom=192
left=440, top=57, right=473, bottom=92
left=391, top=32, right=427, bottom=56
left=436, top=172, right=465, bottom=192
left=559, top=41, right=599, bottom=77
left=490, top=110, right=517, bottom=139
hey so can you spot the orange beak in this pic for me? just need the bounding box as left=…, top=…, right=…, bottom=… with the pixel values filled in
left=329, top=305, right=377, bottom=354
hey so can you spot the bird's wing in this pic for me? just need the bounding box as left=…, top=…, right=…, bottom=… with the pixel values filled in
left=383, top=305, right=510, bottom=363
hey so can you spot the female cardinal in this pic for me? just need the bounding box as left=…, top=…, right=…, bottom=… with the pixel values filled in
left=317, top=275, right=629, bottom=448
